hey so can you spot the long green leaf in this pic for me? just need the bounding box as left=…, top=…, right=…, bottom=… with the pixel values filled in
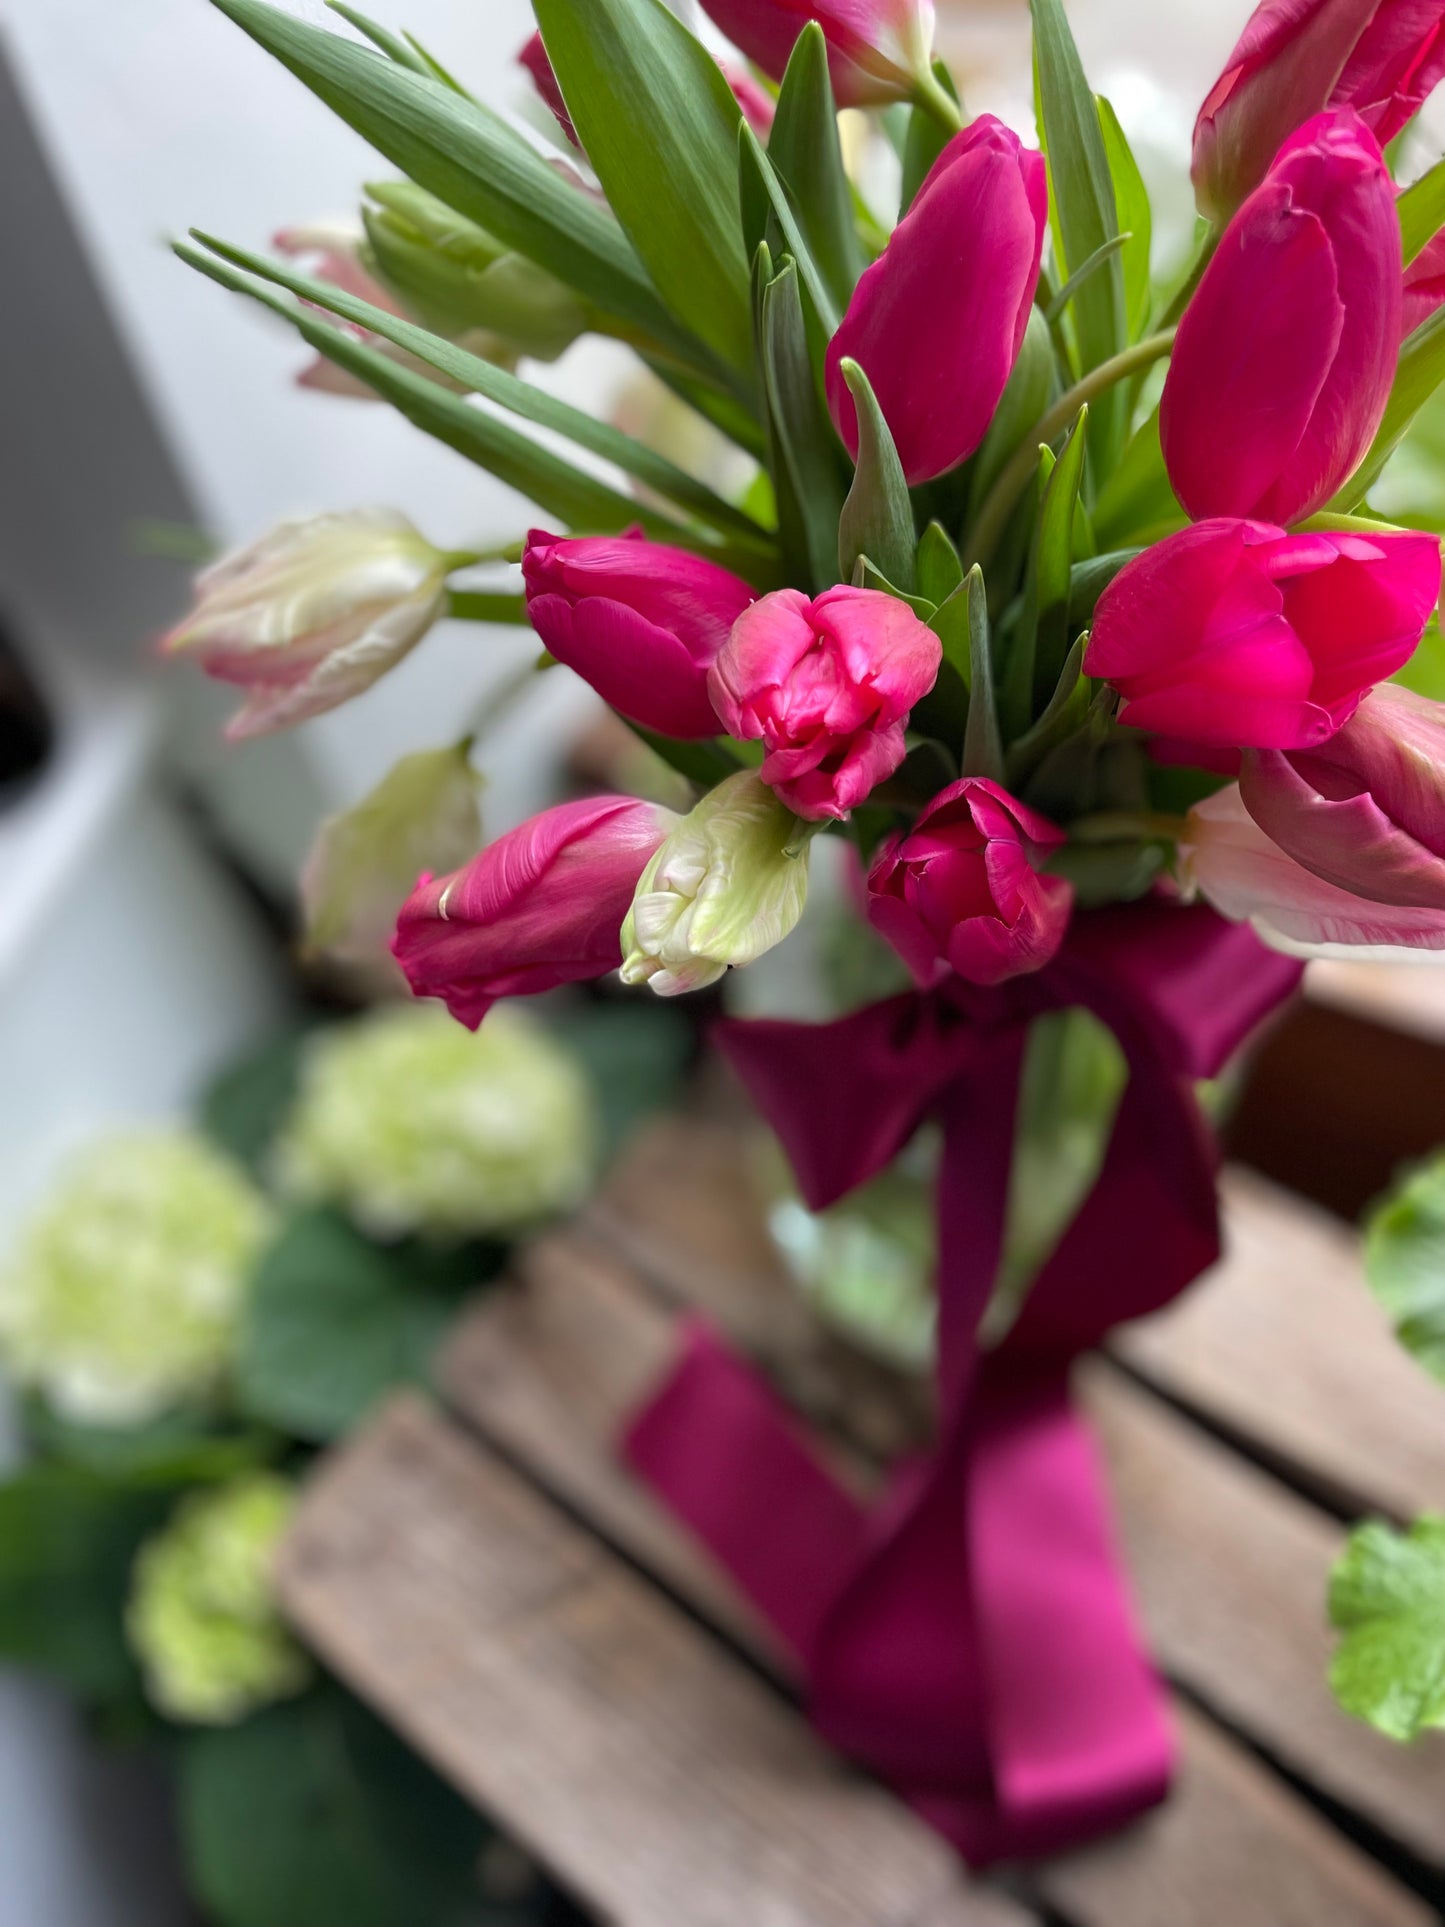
left=1028, top=404, right=1090, bottom=719
left=177, top=241, right=759, bottom=563
left=968, top=306, right=1055, bottom=520
left=768, top=24, right=863, bottom=318
left=1031, top=0, right=1127, bottom=460
left=535, top=0, right=753, bottom=377
left=207, top=0, right=704, bottom=371
left=837, top=359, right=916, bottom=590
left=1400, top=155, right=1445, bottom=265
left=191, top=231, right=772, bottom=552
left=740, top=123, right=842, bottom=336
left=961, top=566, right=1004, bottom=781
left=756, top=251, right=846, bottom=589
left=1331, top=303, right=1445, bottom=510
left=1097, top=97, right=1152, bottom=340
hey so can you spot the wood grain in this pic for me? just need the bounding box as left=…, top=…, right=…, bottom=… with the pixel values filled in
left=277, top=1396, right=1029, bottom=1927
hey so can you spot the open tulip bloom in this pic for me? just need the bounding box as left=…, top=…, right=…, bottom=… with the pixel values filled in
left=168, top=0, right=1445, bottom=1860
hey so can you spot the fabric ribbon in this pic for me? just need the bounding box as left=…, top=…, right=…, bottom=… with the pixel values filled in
left=622, top=902, right=1302, bottom=1864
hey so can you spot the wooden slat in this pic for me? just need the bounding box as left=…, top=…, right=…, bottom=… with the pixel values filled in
left=1082, top=1360, right=1445, bottom=1870
left=438, top=1235, right=1436, bottom=1927
left=277, top=1396, right=1028, bottom=1927
left=1307, top=958, right=1445, bottom=1045
left=1115, top=1166, right=1445, bottom=1521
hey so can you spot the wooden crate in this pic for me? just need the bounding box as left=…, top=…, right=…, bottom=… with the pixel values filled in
left=273, top=1070, right=1445, bottom=1927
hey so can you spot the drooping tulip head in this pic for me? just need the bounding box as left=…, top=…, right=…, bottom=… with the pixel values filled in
left=825, top=115, right=1047, bottom=486
left=1164, top=110, right=1400, bottom=527
left=708, top=585, right=942, bottom=820
left=867, top=778, right=1073, bottom=988
left=1085, top=518, right=1440, bottom=750
left=523, top=530, right=755, bottom=740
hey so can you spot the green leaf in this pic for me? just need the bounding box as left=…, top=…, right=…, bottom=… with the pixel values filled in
left=1399, top=154, right=1445, bottom=265
left=236, top=1211, right=493, bottom=1442
left=24, top=1401, right=276, bottom=1487
left=549, top=1003, right=693, bottom=1152
left=968, top=305, right=1055, bottom=521
left=1329, top=1516, right=1445, bottom=1742
left=534, top=0, right=753, bottom=377
left=1005, top=631, right=1090, bottom=788
left=756, top=251, right=847, bottom=590
left=178, top=242, right=760, bottom=567
left=1068, top=547, right=1139, bottom=624
left=960, top=566, right=1004, bottom=781
left=181, top=1687, right=488, bottom=1927
left=854, top=557, right=934, bottom=618
left=633, top=725, right=742, bottom=788
left=1097, top=97, right=1152, bottom=340
left=0, top=1468, right=168, bottom=1696
left=202, top=1028, right=316, bottom=1176
left=323, top=1, right=434, bottom=79
left=768, top=24, right=863, bottom=317
left=207, top=0, right=703, bottom=370
left=1092, top=406, right=1183, bottom=548
left=1011, top=402, right=1089, bottom=731
left=740, top=124, right=843, bottom=336
left=1330, top=304, right=1445, bottom=511
left=1364, top=1153, right=1445, bottom=1382
left=917, top=521, right=964, bottom=605
left=1031, top=0, right=1127, bottom=459
left=837, top=358, right=916, bottom=590
left=899, top=63, right=959, bottom=213
left=188, top=233, right=772, bottom=557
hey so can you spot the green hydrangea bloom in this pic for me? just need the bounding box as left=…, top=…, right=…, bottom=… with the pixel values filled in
left=0, top=1132, right=272, bottom=1426
left=275, top=1002, right=596, bottom=1240
left=127, top=1472, right=311, bottom=1725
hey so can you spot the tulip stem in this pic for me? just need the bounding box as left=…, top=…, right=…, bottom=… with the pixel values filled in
left=962, top=329, right=1178, bottom=574
left=911, top=65, right=964, bottom=136
left=447, top=591, right=528, bottom=625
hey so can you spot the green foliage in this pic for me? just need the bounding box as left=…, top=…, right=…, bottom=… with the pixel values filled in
left=236, top=1210, right=493, bottom=1443
left=549, top=1002, right=694, bottom=1153
left=181, top=1686, right=490, bottom=1927
left=837, top=358, right=916, bottom=590
left=1329, top=1517, right=1445, bottom=1741
left=1399, top=154, right=1445, bottom=264
left=1364, top=1154, right=1445, bottom=1382
left=202, top=1027, right=319, bottom=1176
left=959, top=567, right=1004, bottom=782
left=754, top=249, right=845, bottom=591
left=769, top=25, right=863, bottom=317
left=1332, top=301, right=1445, bottom=511
left=1096, top=98, right=1152, bottom=341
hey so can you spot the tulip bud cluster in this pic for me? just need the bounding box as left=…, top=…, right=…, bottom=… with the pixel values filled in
left=174, top=0, right=1445, bottom=1026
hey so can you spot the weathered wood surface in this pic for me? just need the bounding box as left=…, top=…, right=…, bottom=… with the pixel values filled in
left=278, top=1112, right=1445, bottom=1927
left=278, top=1397, right=1031, bottom=1927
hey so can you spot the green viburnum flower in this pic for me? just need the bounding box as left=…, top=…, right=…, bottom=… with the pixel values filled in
left=274, top=1002, right=596, bottom=1240
left=1329, top=1515, right=1445, bottom=1742
left=128, top=1473, right=310, bottom=1726
left=0, top=1133, right=271, bottom=1426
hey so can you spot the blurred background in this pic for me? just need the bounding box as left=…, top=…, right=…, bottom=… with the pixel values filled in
left=0, top=0, right=1437, bottom=1921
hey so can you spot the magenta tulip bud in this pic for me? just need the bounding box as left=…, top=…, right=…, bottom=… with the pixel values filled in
left=866, top=778, right=1073, bottom=988
left=1085, top=518, right=1440, bottom=750
left=392, top=794, right=678, bottom=1028
left=707, top=585, right=942, bottom=820
left=1164, top=111, right=1400, bottom=527
left=824, top=117, right=1047, bottom=486
left=1194, top=0, right=1445, bottom=221
left=697, top=0, right=936, bottom=107
left=1182, top=781, right=1445, bottom=956
left=1239, top=682, right=1445, bottom=912
left=519, top=31, right=578, bottom=146
left=522, top=530, right=755, bottom=740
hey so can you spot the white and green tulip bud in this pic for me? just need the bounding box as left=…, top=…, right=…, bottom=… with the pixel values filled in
left=621, top=770, right=812, bottom=996
left=362, top=181, right=589, bottom=365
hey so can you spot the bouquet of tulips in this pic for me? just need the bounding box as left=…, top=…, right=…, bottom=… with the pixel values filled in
left=166, top=0, right=1445, bottom=1866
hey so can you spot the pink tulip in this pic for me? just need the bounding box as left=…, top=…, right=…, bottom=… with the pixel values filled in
left=696, top=0, right=935, bottom=107
left=1163, top=111, right=1400, bottom=526
left=707, top=585, right=941, bottom=819
left=1182, top=781, right=1445, bottom=953
left=520, top=29, right=774, bottom=142
left=392, top=794, right=677, bottom=1028
left=1085, top=518, right=1440, bottom=749
left=866, top=778, right=1073, bottom=987
left=522, top=530, right=755, bottom=740
left=825, top=116, right=1047, bottom=486
left=1239, top=681, right=1445, bottom=909
left=1192, top=0, right=1445, bottom=220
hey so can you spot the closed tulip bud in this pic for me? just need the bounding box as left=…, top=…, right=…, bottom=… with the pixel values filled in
left=1181, top=781, right=1445, bottom=955
left=1239, top=682, right=1445, bottom=911
left=163, top=509, right=453, bottom=740
left=361, top=181, right=588, bottom=365
left=697, top=0, right=935, bottom=106
left=620, top=771, right=811, bottom=996
left=708, top=585, right=941, bottom=819
left=1085, top=518, right=1440, bottom=750
left=393, top=794, right=677, bottom=1028
left=523, top=529, right=754, bottom=739
left=274, top=221, right=420, bottom=399
left=1164, top=111, right=1400, bottom=526
left=867, top=778, right=1073, bottom=988
left=825, top=116, right=1046, bottom=486
left=1193, top=0, right=1445, bottom=221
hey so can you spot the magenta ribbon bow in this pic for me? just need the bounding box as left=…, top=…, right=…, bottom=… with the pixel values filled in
left=623, top=903, right=1302, bottom=1865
